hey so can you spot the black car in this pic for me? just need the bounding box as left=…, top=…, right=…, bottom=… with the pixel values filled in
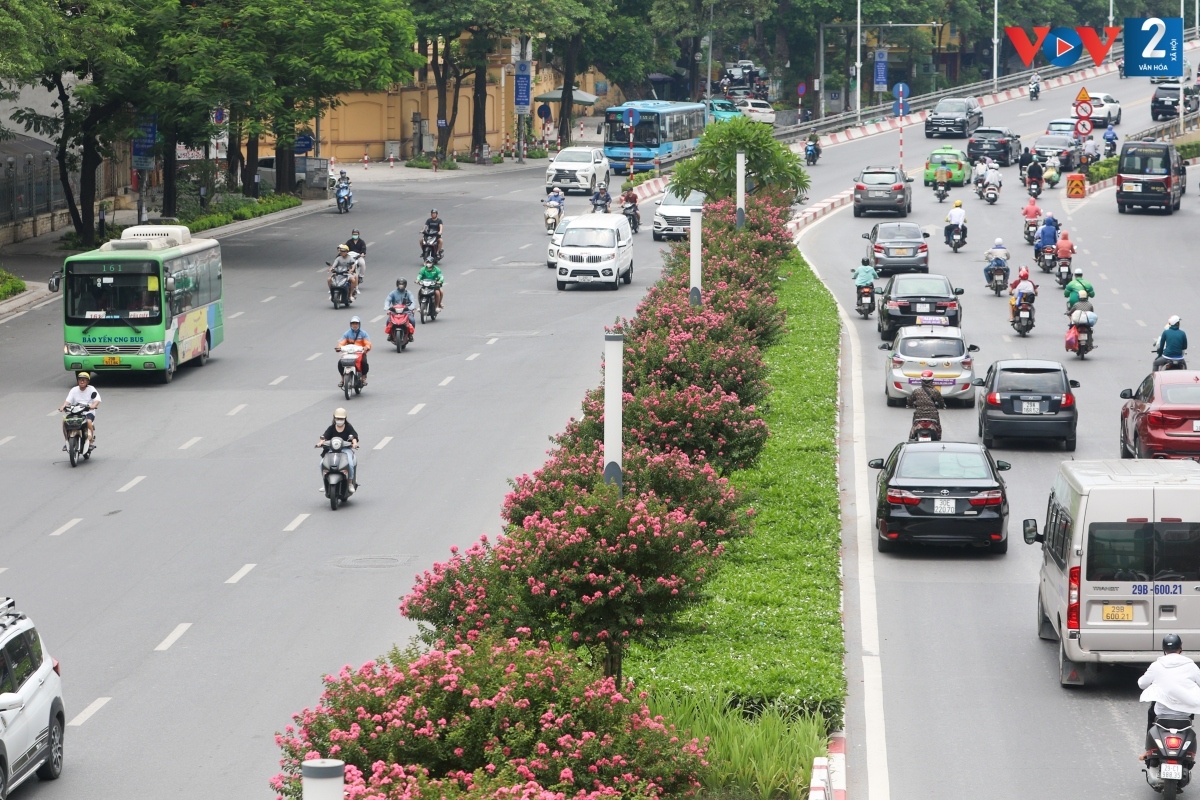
left=1032, top=135, right=1081, bottom=171
left=967, top=127, right=1021, bottom=166
left=868, top=441, right=1011, bottom=553
left=974, top=359, right=1080, bottom=451
left=877, top=273, right=964, bottom=340
left=924, top=97, right=983, bottom=138
left=1151, top=83, right=1200, bottom=120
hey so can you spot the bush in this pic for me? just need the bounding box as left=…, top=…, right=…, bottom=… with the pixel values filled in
left=0, top=269, right=26, bottom=302
left=406, top=156, right=434, bottom=169
left=492, top=154, right=505, bottom=164
left=60, top=223, right=128, bottom=250
left=526, top=148, right=549, bottom=159
left=671, top=116, right=809, bottom=200
left=1180, top=141, right=1200, bottom=160
left=272, top=636, right=704, bottom=800
left=184, top=195, right=301, bottom=233
left=1086, top=156, right=1119, bottom=183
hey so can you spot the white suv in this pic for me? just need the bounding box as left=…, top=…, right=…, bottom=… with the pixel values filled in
left=0, top=598, right=64, bottom=797
left=545, top=147, right=611, bottom=195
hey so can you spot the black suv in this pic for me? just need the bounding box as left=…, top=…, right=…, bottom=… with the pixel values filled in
left=967, top=127, right=1021, bottom=166
left=924, top=97, right=983, bottom=138
left=1151, top=83, right=1200, bottom=120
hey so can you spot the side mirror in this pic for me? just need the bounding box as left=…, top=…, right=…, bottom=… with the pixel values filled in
left=867, top=459, right=885, bottom=469
left=0, top=693, right=23, bottom=713
left=953, top=288, right=965, bottom=296
left=1120, top=388, right=1133, bottom=399
left=996, top=460, right=1011, bottom=471
left=972, top=377, right=986, bottom=387
left=48, top=273, right=61, bottom=293
left=878, top=342, right=891, bottom=350
left=596, top=124, right=603, bottom=134
left=654, top=200, right=661, bottom=206
left=905, top=177, right=914, bottom=182
left=861, top=257, right=870, bottom=266
left=862, top=233, right=870, bottom=239
left=967, top=344, right=980, bottom=352
left=1023, top=518, right=1044, bottom=545
left=1069, top=379, right=1080, bottom=388
left=922, top=232, right=930, bottom=238
left=165, top=276, right=176, bottom=292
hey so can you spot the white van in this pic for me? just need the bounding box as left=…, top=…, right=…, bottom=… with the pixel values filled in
left=1024, top=459, right=1200, bottom=686
left=553, top=214, right=634, bottom=291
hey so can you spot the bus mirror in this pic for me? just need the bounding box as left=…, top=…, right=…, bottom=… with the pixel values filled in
left=596, top=123, right=603, bottom=135
left=47, top=274, right=60, bottom=293
left=165, top=276, right=176, bottom=292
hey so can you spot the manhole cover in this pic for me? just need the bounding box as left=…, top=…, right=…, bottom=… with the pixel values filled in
left=334, top=555, right=414, bottom=569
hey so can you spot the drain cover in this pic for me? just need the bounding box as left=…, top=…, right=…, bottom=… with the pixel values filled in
left=334, top=555, right=414, bottom=569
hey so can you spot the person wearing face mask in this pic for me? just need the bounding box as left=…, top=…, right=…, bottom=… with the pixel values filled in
left=317, top=408, right=360, bottom=492
left=344, top=229, right=366, bottom=283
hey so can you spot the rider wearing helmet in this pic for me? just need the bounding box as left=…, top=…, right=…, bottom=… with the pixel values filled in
left=418, top=259, right=445, bottom=311
left=1139, top=633, right=1200, bottom=790
left=1064, top=266, right=1094, bottom=306
left=591, top=182, right=613, bottom=213
left=317, top=407, right=360, bottom=492
left=335, top=315, right=372, bottom=388
left=421, top=209, right=444, bottom=257
left=944, top=199, right=967, bottom=245
left=906, top=370, right=946, bottom=437
left=328, top=243, right=360, bottom=298
left=546, top=187, right=566, bottom=208
left=345, top=229, right=367, bottom=282
left=1156, top=316, right=1189, bottom=371
left=1008, top=266, right=1037, bottom=322
left=385, top=277, right=415, bottom=311
left=58, top=371, right=100, bottom=451
left=983, top=237, right=1010, bottom=286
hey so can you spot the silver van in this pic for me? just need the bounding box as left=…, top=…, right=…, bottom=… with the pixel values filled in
left=1024, top=460, right=1200, bottom=686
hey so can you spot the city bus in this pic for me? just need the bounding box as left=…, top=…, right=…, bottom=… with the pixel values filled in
left=51, top=225, right=223, bottom=384
left=603, top=100, right=708, bottom=174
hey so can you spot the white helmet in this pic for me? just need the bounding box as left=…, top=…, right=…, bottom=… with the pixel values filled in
left=1169, top=315, right=1182, bottom=327
left=994, top=238, right=1003, bottom=246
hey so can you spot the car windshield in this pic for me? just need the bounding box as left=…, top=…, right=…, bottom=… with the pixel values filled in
left=555, top=151, right=592, bottom=163
left=561, top=228, right=617, bottom=248
left=898, top=337, right=965, bottom=358
left=995, top=368, right=1065, bottom=393
left=711, top=100, right=737, bottom=112
left=862, top=172, right=898, bottom=185
left=1157, top=87, right=1182, bottom=97
left=1036, top=137, right=1071, bottom=150
left=64, top=260, right=163, bottom=324
left=876, top=224, right=923, bottom=241
left=554, top=217, right=576, bottom=234
left=936, top=100, right=968, bottom=113
left=1120, top=145, right=1171, bottom=175
left=974, top=130, right=1004, bottom=139
left=897, top=451, right=990, bottom=480
left=661, top=189, right=705, bottom=206
left=1162, top=384, right=1200, bottom=404
left=1047, top=122, right=1074, bottom=132
left=892, top=276, right=951, bottom=296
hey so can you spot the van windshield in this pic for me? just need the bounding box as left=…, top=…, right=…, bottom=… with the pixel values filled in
left=561, top=228, right=617, bottom=248
left=1120, top=145, right=1170, bottom=175
left=1086, top=522, right=1200, bottom=581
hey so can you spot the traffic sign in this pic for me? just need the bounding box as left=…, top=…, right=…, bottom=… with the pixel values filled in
left=1075, top=101, right=1093, bottom=119
left=1125, top=17, right=1184, bottom=77
left=622, top=108, right=641, bottom=127
left=293, top=134, right=314, bottom=153
left=537, top=103, right=552, bottom=120
left=514, top=60, right=532, bottom=115
left=892, top=82, right=911, bottom=100
left=797, top=82, right=806, bottom=97
left=1044, top=27, right=1083, bottom=67
left=132, top=121, right=156, bottom=170
left=873, top=50, right=889, bottom=92
left=1074, top=118, right=1094, bottom=137
left=1074, top=86, right=1091, bottom=104
left=892, top=99, right=910, bottom=117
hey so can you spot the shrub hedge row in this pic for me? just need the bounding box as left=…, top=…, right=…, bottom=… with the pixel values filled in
left=185, top=195, right=302, bottom=233
left=0, top=269, right=26, bottom=302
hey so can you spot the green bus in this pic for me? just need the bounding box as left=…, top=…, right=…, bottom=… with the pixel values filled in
left=51, top=225, right=223, bottom=383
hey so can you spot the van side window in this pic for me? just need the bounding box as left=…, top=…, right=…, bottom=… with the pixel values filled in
left=1052, top=508, right=1072, bottom=565
left=1155, top=523, right=1200, bottom=580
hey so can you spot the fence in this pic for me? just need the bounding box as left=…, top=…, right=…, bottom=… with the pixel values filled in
left=1124, top=109, right=1200, bottom=143
left=0, top=164, right=84, bottom=224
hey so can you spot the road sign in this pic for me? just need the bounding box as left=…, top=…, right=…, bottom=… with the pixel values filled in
left=1066, top=173, right=1087, bottom=198
left=213, top=108, right=226, bottom=125
left=797, top=82, right=806, bottom=96
left=514, top=60, right=532, bottom=115
left=132, top=122, right=156, bottom=170
left=892, top=82, right=911, bottom=100
left=294, top=134, right=314, bottom=153
left=1044, top=27, right=1084, bottom=68
left=892, top=99, right=910, bottom=117
left=1125, top=17, right=1185, bottom=77
left=873, top=50, right=889, bottom=92
left=1075, top=86, right=1091, bottom=104
left=622, top=108, right=641, bottom=127
left=537, top=103, right=552, bottom=120
left=1075, top=101, right=1093, bottom=119
left=1074, top=118, right=1094, bottom=137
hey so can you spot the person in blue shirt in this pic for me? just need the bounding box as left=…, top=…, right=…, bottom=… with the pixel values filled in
left=335, top=316, right=371, bottom=388
left=591, top=183, right=612, bottom=213
left=546, top=187, right=566, bottom=209
left=852, top=261, right=878, bottom=286
left=1103, top=124, right=1119, bottom=144
left=385, top=277, right=415, bottom=311
left=1035, top=213, right=1059, bottom=251
left=1156, top=316, right=1189, bottom=370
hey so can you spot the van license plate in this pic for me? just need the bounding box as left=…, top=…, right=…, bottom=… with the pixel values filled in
left=1022, top=401, right=1041, bottom=414
left=934, top=499, right=955, bottom=514
left=1103, top=604, right=1133, bottom=621
left=577, top=275, right=592, bottom=282
left=1126, top=183, right=1143, bottom=192
left=1162, top=764, right=1184, bottom=780
left=102, top=356, right=121, bottom=366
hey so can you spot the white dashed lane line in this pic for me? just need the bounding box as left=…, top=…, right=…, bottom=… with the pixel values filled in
left=0, top=436, right=12, bottom=446
left=1138, top=320, right=1147, bottom=326
left=283, top=513, right=309, bottom=532
left=225, top=564, right=256, bottom=584
left=371, top=315, right=384, bottom=323
left=408, top=403, right=425, bottom=415
left=154, top=623, right=192, bottom=651
left=269, top=376, right=288, bottom=386
left=462, top=269, right=476, bottom=275
left=290, top=281, right=304, bottom=288
left=374, top=436, right=393, bottom=450
left=467, top=353, right=480, bottom=360
left=261, top=295, right=277, bottom=303
left=306, top=352, right=323, bottom=361
left=492, top=256, right=504, bottom=262
left=228, top=311, right=244, bottom=319
left=179, top=437, right=202, bottom=450
left=439, top=376, right=454, bottom=386
left=520, top=243, right=532, bottom=249
left=385, top=230, right=395, bottom=235
left=117, top=476, right=146, bottom=493
left=487, top=338, right=498, bottom=345
left=67, top=697, right=111, bottom=727
left=1123, top=303, right=1132, bottom=310
left=50, top=518, right=83, bottom=537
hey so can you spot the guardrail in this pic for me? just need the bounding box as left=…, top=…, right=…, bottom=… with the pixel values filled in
left=1124, top=110, right=1200, bottom=142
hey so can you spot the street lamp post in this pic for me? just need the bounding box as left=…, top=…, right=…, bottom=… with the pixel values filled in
left=991, top=0, right=999, bottom=93
left=856, top=0, right=862, bottom=125
left=689, top=208, right=702, bottom=306
left=704, top=3, right=714, bottom=126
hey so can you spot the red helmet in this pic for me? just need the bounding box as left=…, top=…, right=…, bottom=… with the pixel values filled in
left=921, top=370, right=934, bottom=379
left=1018, top=267, right=1030, bottom=279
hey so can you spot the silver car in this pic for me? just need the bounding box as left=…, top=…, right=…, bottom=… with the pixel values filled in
left=880, top=325, right=979, bottom=406
left=652, top=188, right=705, bottom=241
left=863, top=221, right=930, bottom=275
left=547, top=215, right=578, bottom=267
left=853, top=166, right=913, bottom=217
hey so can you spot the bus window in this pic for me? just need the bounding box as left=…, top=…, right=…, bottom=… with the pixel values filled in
left=604, top=115, right=661, bottom=147
left=63, top=260, right=162, bottom=324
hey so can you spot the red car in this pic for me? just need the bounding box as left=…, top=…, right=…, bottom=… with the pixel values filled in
left=1119, top=371, right=1200, bottom=458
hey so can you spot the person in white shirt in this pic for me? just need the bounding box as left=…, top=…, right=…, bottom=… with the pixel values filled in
left=1082, top=136, right=1100, bottom=161
left=944, top=200, right=967, bottom=244
left=971, top=159, right=988, bottom=188
left=984, top=163, right=1003, bottom=189
left=1139, top=634, right=1200, bottom=789
left=58, top=371, right=101, bottom=450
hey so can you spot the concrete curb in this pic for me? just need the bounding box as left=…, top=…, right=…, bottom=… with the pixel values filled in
left=0, top=283, right=52, bottom=324
left=808, top=731, right=846, bottom=800
left=632, top=176, right=670, bottom=202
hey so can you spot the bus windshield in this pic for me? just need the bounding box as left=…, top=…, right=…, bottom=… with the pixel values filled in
left=64, top=260, right=162, bottom=325
left=604, top=114, right=661, bottom=147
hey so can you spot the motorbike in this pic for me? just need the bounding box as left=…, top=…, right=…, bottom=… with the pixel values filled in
left=1012, top=293, right=1036, bottom=337
left=327, top=263, right=353, bottom=309
left=318, top=437, right=355, bottom=510
left=1069, top=322, right=1094, bottom=359
left=62, top=403, right=91, bottom=467
left=1142, top=715, right=1195, bottom=799
left=338, top=343, right=366, bottom=400
left=1055, top=258, right=1073, bottom=286
left=544, top=201, right=564, bottom=234
left=948, top=224, right=965, bottom=253
left=1154, top=340, right=1189, bottom=371
left=421, top=232, right=443, bottom=264
left=1044, top=167, right=1061, bottom=188
left=805, top=142, right=820, bottom=166
left=984, top=183, right=999, bottom=204
left=974, top=175, right=986, bottom=199
left=934, top=181, right=950, bottom=203
left=987, top=259, right=1008, bottom=296
left=336, top=181, right=353, bottom=213
left=1038, top=245, right=1057, bottom=273
left=1029, top=81, right=1040, bottom=100
left=1118, top=58, right=1126, bottom=78
left=591, top=198, right=611, bottom=214
left=1104, top=139, right=1117, bottom=159
left=1023, top=217, right=1040, bottom=244
left=418, top=278, right=441, bottom=323
left=622, top=201, right=640, bottom=233
left=386, top=303, right=415, bottom=352
left=909, top=417, right=942, bottom=443
left=1027, top=177, right=1043, bottom=198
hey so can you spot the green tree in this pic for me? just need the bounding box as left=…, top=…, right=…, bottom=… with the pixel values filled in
left=671, top=115, right=808, bottom=199
left=0, top=1, right=56, bottom=139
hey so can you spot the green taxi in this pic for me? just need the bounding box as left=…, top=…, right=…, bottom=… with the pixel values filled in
left=707, top=98, right=742, bottom=122
left=922, top=147, right=968, bottom=186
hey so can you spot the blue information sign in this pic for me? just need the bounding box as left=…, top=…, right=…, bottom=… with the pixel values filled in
left=873, top=50, right=889, bottom=92
left=622, top=108, right=641, bottom=127
left=294, top=134, right=314, bottom=154
left=132, top=122, right=156, bottom=170
left=892, top=100, right=911, bottom=117
left=1125, top=17, right=1184, bottom=77
left=514, top=60, right=532, bottom=114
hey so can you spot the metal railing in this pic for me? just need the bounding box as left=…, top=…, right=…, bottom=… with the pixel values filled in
left=1125, top=109, right=1200, bottom=142
left=0, top=165, right=79, bottom=224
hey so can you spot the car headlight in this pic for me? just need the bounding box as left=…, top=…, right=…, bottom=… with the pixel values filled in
left=138, top=341, right=165, bottom=355
left=600, top=252, right=615, bottom=261
left=65, top=342, right=88, bottom=356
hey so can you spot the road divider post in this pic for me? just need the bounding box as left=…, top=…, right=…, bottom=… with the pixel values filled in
left=302, top=759, right=344, bottom=800
left=690, top=208, right=703, bottom=306
left=736, top=151, right=746, bottom=229
left=603, top=333, right=624, bottom=494
left=1066, top=173, right=1087, bottom=198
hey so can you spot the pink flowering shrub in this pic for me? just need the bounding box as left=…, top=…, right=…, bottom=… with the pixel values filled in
left=638, top=280, right=785, bottom=349
left=272, top=637, right=704, bottom=800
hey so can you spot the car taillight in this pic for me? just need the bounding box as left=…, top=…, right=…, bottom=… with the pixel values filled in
left=1117, top=174, right=1124, bottom=188
left=53, top=658, right=60, bottom=676
left=968, top=490, right=1004, bottom=506
left=1167, top=736, right=1184, bottom=750
left=1060, top=393, right=1075, bottom=408
left=891, top=356, right=904, bottom=367
left=1149, top=411, right=1185, bottom=427
left=1165, top=175, right=1173, bottom=190
left=918, top=243, right=929, bottom=253
left=874, top=244, right=885, bottom=253
left=937, top=301, right=958, bottom=310
left=987, top=392, right=1001, bottom=406
left=892, top=183, right=904, bottom=191
left=961, top=356, right=973, bottom=369
left=1067, top=566, right=1080, bottom=629
left=998, top=138, right=1008, bottom=144
left=1061, top=150, right=1070, bottom=157
left=887, top=301, right=903, bottom=309
left=886, top=488, right=922, bottom=505
left=855, top=183, right=867, bottom=191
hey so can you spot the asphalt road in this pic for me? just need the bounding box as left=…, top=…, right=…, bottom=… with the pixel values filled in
left=0, top=167, right=667, bottom=799
left=801, top=75, right=1198, bottom=798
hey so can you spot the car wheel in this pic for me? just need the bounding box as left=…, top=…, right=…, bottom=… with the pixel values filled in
left=622, top=262, right=633, bottom=284
left=1120, top=426, right=1133, bottom=458
left=556, top=281, right=566, bottom=291
left=1118, top=203, right=1126, bottom=214
left=906, top=199, right=913, bottom=213
left=36, top=716, right=63, bottom=780
left=1174, top=197, right=1182, bottom=211
left=652, top=232, right=663, bottom=241
left=1064, top=437, right=1077, bottom=452
left=1135, top=434, right=1149, bottom=459
left=982, top=422, right=995, bottom=448
left=990, top=538, right=1009, bottom=555
left=962, top=393, right=976, bottom=409
left=853, top=205, right=863, bottom=217
left=898, top=206, right=908, bottom=218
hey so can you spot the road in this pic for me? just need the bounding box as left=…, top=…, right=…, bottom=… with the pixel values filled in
left=0, top=168, right=667, bottom=798
left=801, top=72, right=1198, bottom=798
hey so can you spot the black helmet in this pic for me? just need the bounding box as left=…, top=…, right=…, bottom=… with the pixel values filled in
left=1164, top=633, right=1184, bottom=653
left=430, top=208, right=438, bottom=215
left=397, top=277, right=407, bottom=288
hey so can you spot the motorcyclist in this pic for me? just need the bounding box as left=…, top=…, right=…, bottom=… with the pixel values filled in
left=1068, top=289, right=1094, bottom=319
left=983, top=161, right=1003, bottom=195
left=971, top=158, right=988, bottom=189
left=421, top=209, right=444, bottom=258
left=418, top=259, right=445, bottom=311
left=983, top=237, right=1010, bottom=287
left=1082, top=135, right=1100, bottom=164
left=1035, top=213, right=1059, bottom=253
left=1139, top=633, right=1200, bottom=791
left=384, top=278, right=416, bottom=342
left=317, top=407, right=359, bottom=493
left=1026, top=156, right=1045, bottom=188
left=58, top=371, right=100, bottom=451
left=591, top=182, right=613, bottom=213
left=337, top=168, right=351, bottom=186
left=328, top=244, right=359, bottom=298
left=1030, top=71, right=1042, bottom=92
left=1055, top=230, right=1078, bottom=262
left=1155, top=316, right=1189, bottom=370
left=1009, top=266, right=1038, bottom=322
left=944, top=199, right=967, bottom=244
left=806, top=133, right=822, bottom=160
left=345, top=229, right=366, bottom=282
left=1103, top=123, right=1119, bottom=150
left=906, top=370, right=945, bottom=439
left=1044, top=152, right=1062, bottom=184
left=933, top=162, right=953, bottom=192
left=546, top=187, right=566, bottom=211
left=1021, top=197, right=1043, bottom=223
left=619, top=187, right=641, bottom=225
left=1064, top=267, right=1094, bottom=306
left=335, top=315, right=372, bottom=389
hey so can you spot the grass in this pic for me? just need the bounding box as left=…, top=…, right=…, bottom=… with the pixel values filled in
left=0, top=269, right=26, bottom=301
left=650, top=692, right=827, bottom=800
left=629, top=250, right=846, bottom=727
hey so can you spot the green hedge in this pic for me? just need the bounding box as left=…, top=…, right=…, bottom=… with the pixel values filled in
left=1181, top=141, right=1200, bottom=160
left=0, top=269, right=26, bottom=302
left=1086, top=156, right=1119, bottom=183
left=186, top=195, right=302, bottom=233
left=628, top=250, right=846, bottom=728
left=620, top=170, right=661, bottom=192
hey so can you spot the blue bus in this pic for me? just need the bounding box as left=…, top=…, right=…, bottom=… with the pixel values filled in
left=603, top=100, right=708, bottom=174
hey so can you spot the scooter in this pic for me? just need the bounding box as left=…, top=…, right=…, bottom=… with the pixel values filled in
left=1028, top=177, right=1043, bottom=198
left=1055, top=258, right=1073, bottom=286
left=1012, top=293, right=1036, bottom=337
left=909, top=417, right=942, bottom=442
left=1023, top=217, right=1040, bottom=244
left=591, top=198, right=611, bottom=214
left=934, top=181, right=950, bottom=203
left=1044, top=167, right=1061, bottom=188
left=948, top=225, right=965, bottom=253
left=622, top=201, right=640, bottom=233
left=1142, top=715, right=1195, bottom=799
left=386, top=303, right=414, bottom=352
left=1029, top=81, right=1040, bottom=100
left=1069, top=322, right=1094, bottom=359
left=987, top=259, right=1008, bottom=296
left=337, top=343, right=365, bottom=400
left=420, top=232, right=442, bottom=264
left=318, top=437, right=355, bottom=511
left=336, top=181, right=353, bottom=213
left=1038, top=245, right=1057, bottom=273
left=1153, top=340, right=1189, bottom=371
left=984, top=184, right=999, bottom=204
left=418, top=278, right=441, bottom=323
left=62, top=403, right=91, bottom=467
left=327, top=263, right=353, bottom=309
left=1104, top=139, right=1117, bottom=159
left=1118, top=58, right=1126, bottom=78
left=543, top=201, right=564, bottom=234
left=805, top=142, right=820, bottom=165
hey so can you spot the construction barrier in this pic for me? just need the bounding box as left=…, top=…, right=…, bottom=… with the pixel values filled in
left=1066, top=173, right=1087, bottom=198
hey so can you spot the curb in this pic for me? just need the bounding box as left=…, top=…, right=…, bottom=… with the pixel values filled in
left=200, top=199, right=336, bottom=240
left=809, top=731, right=846, bottom=800
left=0, top=283, right=52, bottom=324
left=632, top=177, right=670, bottom=202
left=1084, top=156, right=1200, bottom=197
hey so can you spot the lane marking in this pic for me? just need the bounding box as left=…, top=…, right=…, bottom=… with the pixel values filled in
left=306, top=352, right=323, bottom=361
left=225, top=564, right=256, bottom=584
left=229, top=311, right=244, bottom=318
left=508, top=189, right=522, bottom=194
left=385, top=230, right=395, bottom=235
left=483, top=195, right=494, bottom=199
left=46, top=410, right=58, bottom=417
left=283, top=513, right=309, bottom=532
left=492, top=256, right=504, bottom=262
left=1083, top=249, right=1091, bottom=254
left=1096, top=266, right=1103, bottom=273
left=179, top=437, right=202, bottom=450
left=367, top=241, right=376, bottom=247
left=373, top=436, right=393, bottom=450
left=0, top=568, right=6, bottom=575
left=519, top=243, right=532, bottom=249
left=33, top=296, right=59, bottom=309
left=1138, top=319, right=1147, bottom=326
left=1111, top=288, right=1119, bottom=295
left=154, top=623, right=192, bottom=651
left=486, top=337, right=498, bottom=345
left=408, top=403, right=425, bottom=415
left=1123, top=303, right=1132, bottom=310
left=454, top=203, right=465, bottom=207
left=67, top=697, right=111, bottom=727
left=0, top=436, right=13, bottom=446
left=290, top=281, right=304, bottom=288
left=261, top=295, right=277, bottom=303
left=462, top=269, right=476, bottom=275
left=405, top=219, right=417, bottom=225
left=117, top=476, right=145, bottom=493
left=1001, top=334, right=1012, bottom=342
left=227, top=404, right=246, bottom=416
left=439, top=376, right=454, bottom=386
left=467, top=353, right=480, bottom=360
left=269, top=375, right=288, bottom=385
left=371, top=314, right=384, bottom=323
left=50, top=518, right=83, bottom=537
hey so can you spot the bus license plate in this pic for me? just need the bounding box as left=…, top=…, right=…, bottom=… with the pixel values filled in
left=934, top=499, right=955, bottom=514
left=102, top=356, right=121, bottom=366
left=1162, top=764, right=1184, bottom=780
left=1103, top=604, right=1133, bottom=621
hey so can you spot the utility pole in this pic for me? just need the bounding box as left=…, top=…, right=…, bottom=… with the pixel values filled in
left=704, top=3, right=715, bottom=126
left=992, top=0, right=999, bottom=93
left=856, top=0, right=862, bottom=124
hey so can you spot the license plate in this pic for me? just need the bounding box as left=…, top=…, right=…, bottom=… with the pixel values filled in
left=934, top=499, right=955, bottom=514
left=102, top=356, right=121, bottom=366
left=577, top=275, right=592, bottom=282
left=1162, top=764, right=1184, bottom=780
left=915, top=303, right=932, bottom=313
left=1126, top=183, right=1143, bottom=192
left=915, top=316, right=947, bottom=325
left=1079, top=333, right=1089, bottom=340
left=870, top=191, right=887, bottom=197
left=1103, top=604, right=1134, bottom=622
left=1193, top=420, right=1200, bottom=432
left=892, top=248, right=911, bottom=256
left=1022, top=401, right=1041, bottom=414
left=1019, top=311, right=1031, bottom=318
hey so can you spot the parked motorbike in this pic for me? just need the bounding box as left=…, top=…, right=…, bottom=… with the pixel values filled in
left=420, top=232, right=443, bottom=264
left=934, top=181, right=950, bottom=203
left=327, top=263, right=353, bottom=309
left=418, top=278, right=441, bottom=323
left=62, top=403, right=91, bottom=467
left=318, top=437, right=355, bottom=510
left=948, top=225, right=965, bottom=253
left=984, top=184, right=999, bottom=204
left=338, top=343, right=365, bottom=400
left=909, top=417, right=942, bottom=443
left=336, top=181, right=353, bottom=213
left=1055, top=258, right=1073, bottom=286
left=1023, top=217, right=1040, bottom=244
left=1029, top=81, right=1040, bottom=100
left=1012, top=293, right=1036, bottom=337
left=386, top=303, right=415, bottom=352
left=1039, top=245, right=1057, bottom=273
left=543, top=201, right=563, bottom=234
left=622, top=201, right=640, bottom=233
left=987, top=259, right=1008, bottom=296
left=1142, top=715, right=1194, bottom=799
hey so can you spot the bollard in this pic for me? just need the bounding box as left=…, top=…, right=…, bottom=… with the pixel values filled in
left=689, top=208, right=702, bottom=306
left=579, top=120, right=584, bottom=140
left=556, top=135, right=561, bottom=151
left=388, top=154, right=395, bottom=168
left=362, top=153, right=369, bottom=169
left=302, top=759, right=344, bottom=800
left=603, top=333, right=624, bottom=493
left=654, top=155, right=660, bottom=177
left=432, top=155, right=438, bottom=172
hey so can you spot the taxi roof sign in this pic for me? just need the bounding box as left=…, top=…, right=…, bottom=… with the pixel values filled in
left=1074, top=86, right=1091, bottom=104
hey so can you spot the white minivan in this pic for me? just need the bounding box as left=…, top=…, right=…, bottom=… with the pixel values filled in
left=554, top=215, right=634, bottom=291
left=1024, top=459, right=1200, bottom=686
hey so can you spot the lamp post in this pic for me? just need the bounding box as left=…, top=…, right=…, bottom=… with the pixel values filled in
left=855, top=0, right=862, bottom=125
left=704, top=3, right=715, bottom=126
left=991, top=0, right=999, bottom=93
left=689, top=208, right=702, bottom=305
left=43, top=151, right=52, bottom=216
left=603, top=333, right=624, bottom=493
left=735, top=151, right=745, bottom=229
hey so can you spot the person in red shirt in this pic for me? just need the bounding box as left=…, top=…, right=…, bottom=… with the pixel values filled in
left=1055, top=230, right=1077, bottom=260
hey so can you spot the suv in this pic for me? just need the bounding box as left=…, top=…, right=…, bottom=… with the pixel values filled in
left=853, top=166, right=914, bottom=217
left=0, top=598, right=64, bottom=796
left=973, top=359, right=1080, bottom=450
left=1151, top=83, right=1200, bottom=120
left=924, top=97, right=983, bottom=138
left=967, top=127, right=1020, bottom=166
left=1117, top=140, right=1187, bottom=214
left=545, top=147, right=611, bottom=195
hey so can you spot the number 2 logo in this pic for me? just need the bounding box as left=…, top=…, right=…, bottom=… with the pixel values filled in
left=1142, top=17, right=1167, bottom=58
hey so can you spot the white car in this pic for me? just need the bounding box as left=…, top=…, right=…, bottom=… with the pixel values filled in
left=545, top=147, right=611, bottom=195
left=554, top=215, right=634, bottom=290
left=880, top=326, right=979, bottom=406
left=546, top=215, right=578, bottom=267
left=652, top=187, right=705, bottom=241
left=0, top=598, right=65, bottom=796
left=1072, top=92, right=1122, bottom=125
left=736, top=99, right=776, bottom=125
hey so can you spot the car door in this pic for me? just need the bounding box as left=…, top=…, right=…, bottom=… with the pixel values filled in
left=18, top=631, right=52, bottom=771
left=1078, top=488, right=1157, bottom=651
left=1150, top=488, right=1200, bottom=650
left=617, top=221, right=633, bottom=276
left=0, top=633, right=39, bottom=780
left=1127, top=374, right=1155, bottom=451
left=866, top=225, right=878, bottom=266
left=880, top=276, right=896, bottom=326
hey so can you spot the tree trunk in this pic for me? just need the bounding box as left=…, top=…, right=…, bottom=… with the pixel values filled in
left=556, top=33, right=583, bottom=146
left=51, top=74, right=83, bottom=236
left=162, top=125, right=177, bottom=217
left=242, top=135, right=259, bottom=197
left=602, top=642, right=623, bottom=685
left=690, top=36, right=701, bottom=101
left=774, top=0, right=790, bottom=65
left=78, top=136, right=102, bottom=246
left=446, top=69, right=467, bottom=157
left=227, top=116, right=243, bottom=191
left=471, top=58, right=488, bottom=156
left=432, top=38, right=451, bottom=156
left=275, top=96, right=296, bottom=193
